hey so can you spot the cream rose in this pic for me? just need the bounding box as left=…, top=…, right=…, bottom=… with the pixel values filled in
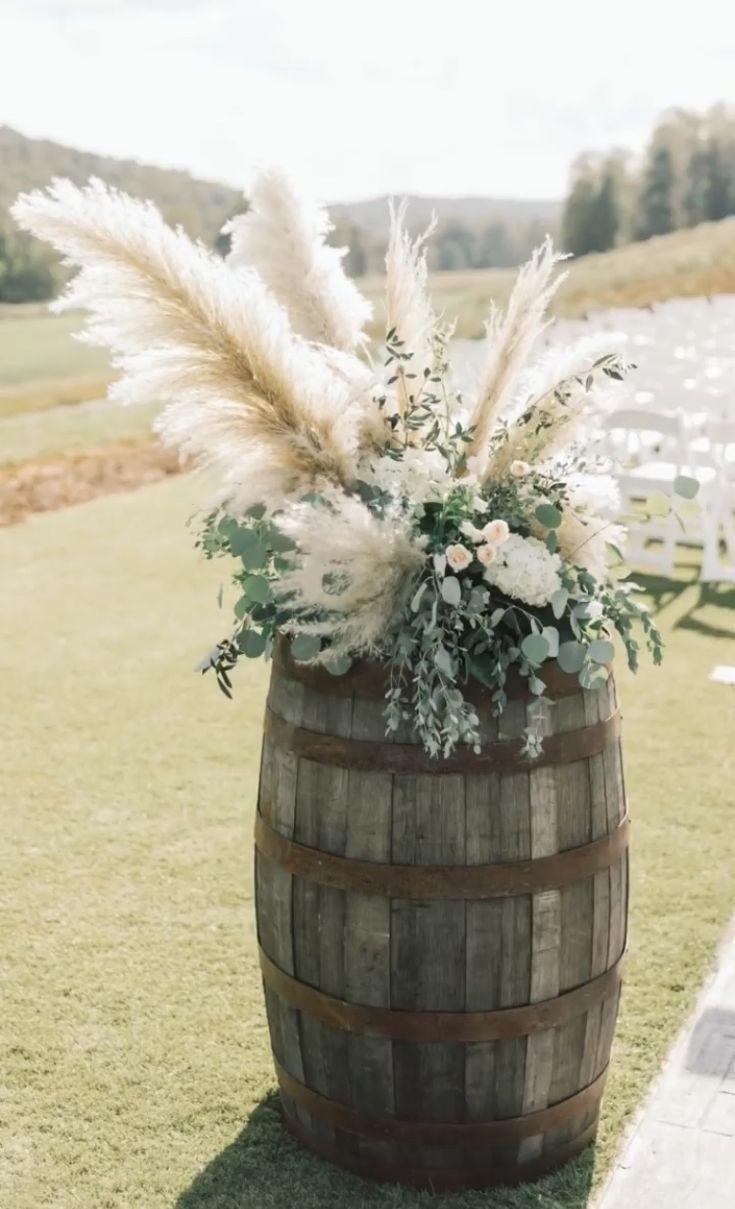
left=445, top=543, right=472, bottom=572
left=476, top=543, right=497, bottom=567
left=482, top=519, right=510, bottom=545
left=510, top=459, right=531, bottom=478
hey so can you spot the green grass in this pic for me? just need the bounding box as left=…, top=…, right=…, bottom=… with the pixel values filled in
left=0, top=306, right=109, bottom=388
left=2, top=476, right=735, bottom=1209
left=364, top=216, right=735, bottom=337
left=0, top=398, right=159, bottom=464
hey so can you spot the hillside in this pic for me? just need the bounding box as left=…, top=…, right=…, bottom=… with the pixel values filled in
left=0, top=125, right=243, bottom=245
left=358, top=215, right=735, bottom=336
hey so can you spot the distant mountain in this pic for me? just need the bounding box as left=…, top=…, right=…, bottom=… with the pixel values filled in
left=0, top=125, right=243, bottom=245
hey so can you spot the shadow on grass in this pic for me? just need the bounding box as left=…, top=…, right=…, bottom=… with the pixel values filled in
left=674, top=581, right=735, bottom=640
left=631, top=569, right=694, bottom=615
left=175, top=1092, right=597, bottom=1209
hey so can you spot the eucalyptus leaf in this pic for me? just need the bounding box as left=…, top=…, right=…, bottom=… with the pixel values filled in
left=245, top=575, right=271, bottom=603
left=521, top=633, right=550, bottom=666
left=411, top=581, right=428, bottom=612
left=588, top=638, right=615, bottom=664
left=557, top=640, right=586, bottom=674
left=290, top=634, right=321, bottom=661
left=233, top=595, right=250, bottom=620
left=541, top=625, right=560, bottom=658
left=673, top=474, right=700, bottom=500
left=534, top=503, right=562, bottom=529
left=441, top=576, right=462, bottom=606
left=435, top=646, right=454, bottom=677
left=550, top=588, right=568, bottom=620
left=239, top=629, right=266, bottom=658
left=325, top=655, right=353, bottom=676
left=580, top=664, right=610, bottom=690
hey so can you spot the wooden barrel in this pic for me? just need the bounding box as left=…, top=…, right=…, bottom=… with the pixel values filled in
left=254, top=638, right=629, bottom=1192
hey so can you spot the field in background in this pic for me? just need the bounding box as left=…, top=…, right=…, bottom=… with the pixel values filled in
left=2, top=474, right=734, bottom=1208
left=0, top=306, right=111, bottom=417
left=2, top=216, right=734, bottom=431
left=366, top=216, right=735, bottom=336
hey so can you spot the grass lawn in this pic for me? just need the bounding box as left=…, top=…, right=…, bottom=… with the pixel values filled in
left=2, top=476, right=735, bottom=1209
left=0, top=306, right=111, bottom=416
left=0, top=398, right=160, bottom=465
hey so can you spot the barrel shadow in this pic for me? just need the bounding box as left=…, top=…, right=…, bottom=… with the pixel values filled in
left=174, top=1092, right=598, bottom=1209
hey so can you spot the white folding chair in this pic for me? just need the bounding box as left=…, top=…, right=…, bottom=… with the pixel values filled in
left=600, top=409, right=689, bottom=575
left=699, top=480, right=735, bottom=586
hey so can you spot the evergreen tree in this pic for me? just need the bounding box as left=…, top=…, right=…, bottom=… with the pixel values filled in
left=636, top=144, right=675, bottom=239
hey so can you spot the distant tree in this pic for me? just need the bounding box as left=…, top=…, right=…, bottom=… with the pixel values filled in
left=703, top=140, right=734, bottom=221
left=328, top=220, right=368, bottom=277
left=683, top=143, right=711, bottom=226
left=475, top=221, right=515, bottom=268
left=432, top=221, right=475, bottom=271
left=636, top=144, right=675, bottom=239
left=562, top=156, right=620, bottom=256
left=0, top=219, right=58, bottom=302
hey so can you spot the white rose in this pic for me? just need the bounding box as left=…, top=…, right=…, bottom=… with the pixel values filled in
left=476, top=543, right=497, bottom=567
left=445, top=543, right=472, bottom=572
left=482, top=519, right=510, bottom=545
left=510, top=460, right=531, bottom=478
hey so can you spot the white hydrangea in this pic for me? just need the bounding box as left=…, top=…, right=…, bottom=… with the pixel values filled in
left=483, top=533, right=562, bottom=607
left=364, top=446, right=450, bottom=503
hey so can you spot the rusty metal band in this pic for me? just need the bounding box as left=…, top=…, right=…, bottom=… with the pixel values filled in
left=275, top=1055, right=608, bottom=1144
left=263, top=704, right=621, bottom=775
left=255, top=810, right=629, bottom=900
left=259, top=946, right=624, bottom=1042
left=281, top=1106, right=599, bottom=1191
left=272, top=634, right=591, bottom=704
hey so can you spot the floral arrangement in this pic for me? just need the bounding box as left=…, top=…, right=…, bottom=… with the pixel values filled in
left=13, top=171, right=695, bottom=757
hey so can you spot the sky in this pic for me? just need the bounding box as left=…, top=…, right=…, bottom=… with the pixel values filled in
left=2, top=0, right=735, bottom=203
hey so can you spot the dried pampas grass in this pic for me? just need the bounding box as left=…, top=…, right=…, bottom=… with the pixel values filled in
left=12, top=177, right=361, bottom=510
left=225, top=168, right=372, bottom=352
left=466, top=238, right=567, bottom=471
left=485, top=335, right=628, bottom=480
left=384, top=201, right=437, bottom=426
left=273, top=491, right=425, bottom=658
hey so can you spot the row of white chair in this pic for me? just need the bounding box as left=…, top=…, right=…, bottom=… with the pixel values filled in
left=598, top=409, right=735, bottom=581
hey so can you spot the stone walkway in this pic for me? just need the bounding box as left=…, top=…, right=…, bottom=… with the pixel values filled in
left=596, top=923, right=735, bottom=1208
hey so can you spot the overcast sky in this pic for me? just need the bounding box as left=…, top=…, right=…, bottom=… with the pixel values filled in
left=2, top=0, right=734, bottom=202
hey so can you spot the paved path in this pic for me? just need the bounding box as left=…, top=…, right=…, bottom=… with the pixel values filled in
left=596, top=923, right=735, bottom=1208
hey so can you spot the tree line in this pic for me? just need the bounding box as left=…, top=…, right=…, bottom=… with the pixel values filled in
left=328, top=216, right=554, bottom=277
left=562, top=104, right=735, bottom=256
left=4, top=104, right=735, bottom=302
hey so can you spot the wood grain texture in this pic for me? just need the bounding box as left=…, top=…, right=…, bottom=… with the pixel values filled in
left=256, top=655, right=628, bottom=1188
